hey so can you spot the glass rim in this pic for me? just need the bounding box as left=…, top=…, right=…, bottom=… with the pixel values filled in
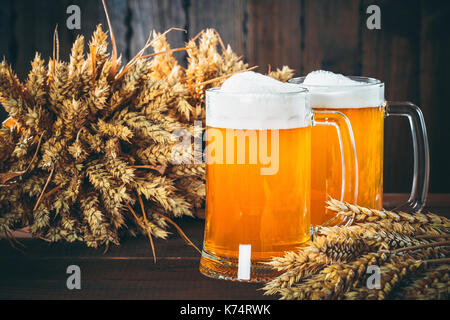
left=206, top=86, right=309, bottom=96
left=290, top=76, right=384, bottom=88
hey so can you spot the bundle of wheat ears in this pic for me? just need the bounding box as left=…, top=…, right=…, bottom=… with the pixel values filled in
left=263, top=198, right=450, bottom=300
left=0, top=7, right=294, bottom=255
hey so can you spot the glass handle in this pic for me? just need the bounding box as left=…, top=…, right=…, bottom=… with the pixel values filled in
left=386, top=102, right=430, bottom=212
left=313, top=111, right=359, bottom=205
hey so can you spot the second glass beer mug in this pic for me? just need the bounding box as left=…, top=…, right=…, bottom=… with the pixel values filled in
left=290, top=71, right=430, bottom=225
left=199, top=72, right=357, bottom=282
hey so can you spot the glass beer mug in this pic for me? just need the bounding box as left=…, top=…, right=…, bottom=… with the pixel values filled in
left=199, top=72, right=357, bottom=282
left=290, top=72, right=430, bottom=225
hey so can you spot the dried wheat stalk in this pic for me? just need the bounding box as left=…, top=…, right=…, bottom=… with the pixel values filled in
left=326, top=198, right=450, bottom=226
left=263, top=199, right=450, bottom=300
left=391, top=264, right=450, bottom=300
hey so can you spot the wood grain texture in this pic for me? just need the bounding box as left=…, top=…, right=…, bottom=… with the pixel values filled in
left=420, top=0, right=450, bottom=193
left=188, top=0, right=247, bottom=57
left=129, top=0, right=187, bottom=61
left=302, top=0, right=361, bottom=75
left=361, top=0, right=420, bottom=193
left=74, top=0, right=129, bottom=60
left=0, top=0, right=13, bottom=121
left=0, top=217, right=270, bottom=300
left=11, top=0, right=128, bottom=78
left=13, top=0, right=74, bottom=79
left=0, top=0, right=14, bottom=64
left=247, top=0, right=303, bottom=74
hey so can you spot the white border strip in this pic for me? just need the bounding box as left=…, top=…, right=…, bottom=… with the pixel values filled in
left=237, top=244, right=251, bottom=280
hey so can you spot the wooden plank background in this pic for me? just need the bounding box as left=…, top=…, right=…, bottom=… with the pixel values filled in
left=0, top=0, right=449, bottom=194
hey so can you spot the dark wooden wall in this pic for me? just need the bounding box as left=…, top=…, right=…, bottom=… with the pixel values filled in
left=0, top=0, right=449, bottom=194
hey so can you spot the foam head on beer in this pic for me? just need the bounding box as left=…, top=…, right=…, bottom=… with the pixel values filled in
left=206, top=71, right=311, bottom=130
left=220, top=71, right=298, bottom=93
left=300, top=70, right=385, bottom=108
left=304, top=70, right=363, bottom=86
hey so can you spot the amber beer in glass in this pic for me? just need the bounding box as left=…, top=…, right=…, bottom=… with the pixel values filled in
left=290, top=76, right=429, bottom=225
left=199, top=87, right=356, bottom=282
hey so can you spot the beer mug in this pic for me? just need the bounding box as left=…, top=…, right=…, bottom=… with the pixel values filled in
left=199, top=77, right=357, bottom=282
left=290, top=74, right=429, bottom=224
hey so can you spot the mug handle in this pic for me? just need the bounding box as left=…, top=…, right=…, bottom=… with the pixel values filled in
left=313, top=110, right=359, bottom=223
left=385, top=102, right=430, bottom=212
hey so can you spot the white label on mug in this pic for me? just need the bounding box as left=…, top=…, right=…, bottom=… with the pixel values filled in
left=237, top=244, right=251, bottom=280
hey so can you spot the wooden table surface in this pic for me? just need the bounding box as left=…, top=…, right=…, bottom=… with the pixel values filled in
left=1, top=194, right=449, bottom=300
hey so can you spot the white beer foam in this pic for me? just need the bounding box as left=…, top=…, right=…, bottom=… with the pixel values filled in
left=221, top=71, right=299, bottom=93
left=304, top=70, right=363, bottom=86
left=298, top=70, right=385, bottom=108
left=206, top=71, right=311, bottom=129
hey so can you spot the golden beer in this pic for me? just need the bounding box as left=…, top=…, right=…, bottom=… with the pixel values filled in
left=291, top=72, right=429, bottom=224
left=311, top=106, right=384, bottom=224
left=201, top=126, right=311, bottom=279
